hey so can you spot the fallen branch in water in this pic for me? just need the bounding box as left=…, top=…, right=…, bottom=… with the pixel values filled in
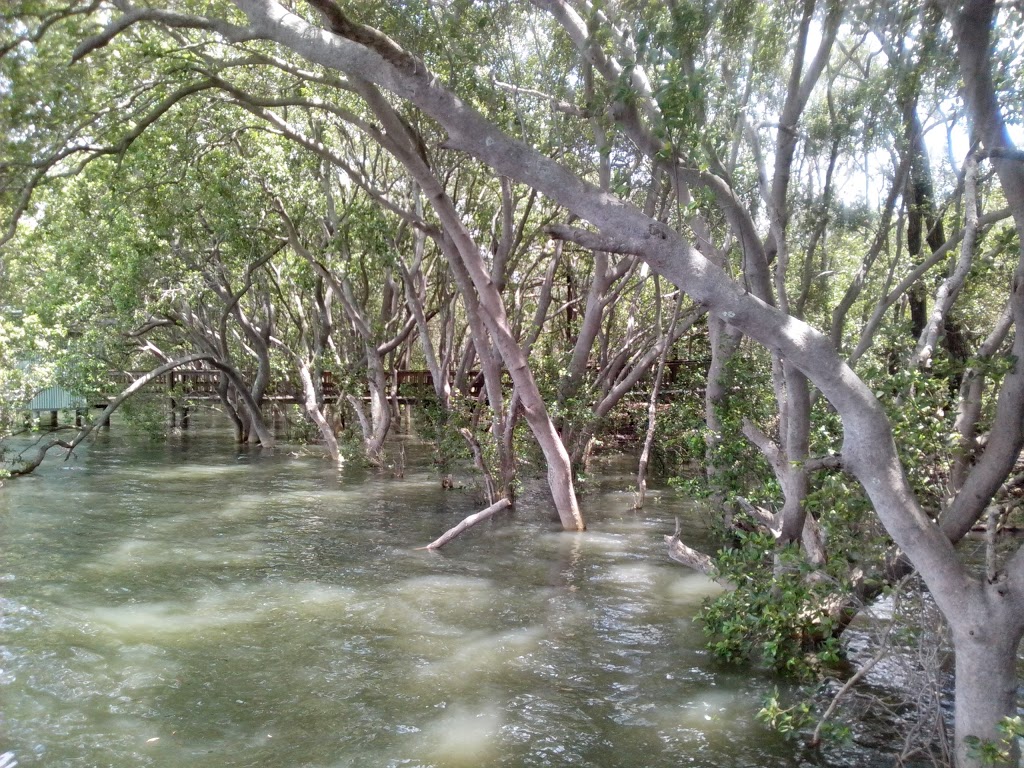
left=6, top=430, right=76, bottom=477
left=664, top=518, right=735, bottom=589
left=418, top=497, right=512, bottom=551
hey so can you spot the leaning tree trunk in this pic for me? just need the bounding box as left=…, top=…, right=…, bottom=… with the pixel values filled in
left=352, top=77, right=585, bottom=530
left=71, top=354, right=275, bottom=456
left=297, top=361, right=343, bottom=464
left=461, top=270, right=515, bottom=502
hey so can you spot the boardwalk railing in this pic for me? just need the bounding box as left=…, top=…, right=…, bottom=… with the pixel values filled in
left=105, top=360, right=709, bottom=405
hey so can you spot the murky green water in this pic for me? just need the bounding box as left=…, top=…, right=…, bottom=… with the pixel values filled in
left=2, top=425, right=879, bottom=767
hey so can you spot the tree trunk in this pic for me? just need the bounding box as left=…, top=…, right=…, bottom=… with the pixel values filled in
left=446, top=236, right=516, bottom=499
left=635, top=287, right=680, bottom=509
left=951, top=612, right=1023, bottom=768
left=352, top=78, right=584, bottom=530
left=364, top=355, right=392, bottom=462
left=704, top=317, right=741, bottom=497
left=399, top=225, right=451, bottom=408
left=275, top=198, right=394, bottom=465
left=218, top=376, right=247, bottom=443
left=298, top=362, right=343, bottom=464
left=778, top=367, right=813, bottom=549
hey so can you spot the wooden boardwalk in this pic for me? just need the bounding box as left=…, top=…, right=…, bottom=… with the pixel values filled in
left=102, top=360, right=708, bottom=409
left=102, top=368, right=440, bottom=408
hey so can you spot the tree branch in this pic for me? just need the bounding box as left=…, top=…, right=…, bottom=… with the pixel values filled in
left=491, top=79, right=589, bottom=118
left=804, top=454, right=843, bottom=473
left=71, top=6, right=253, bottom=63
left=6, top=434, right=75, bottom=478
left=545, top=223, right=661, bottom=255
left=664, top=520, right=734, bottom=589
left=741, top=418, right=783, bottom=471
left=419, top=498, right=513, bottom=550
left=734, top=496, right=780, bottom=533
left=0, top=1, right=100, bottom=59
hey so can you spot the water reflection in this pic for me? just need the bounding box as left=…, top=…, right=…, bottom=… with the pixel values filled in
left=1, top=428, right=861, bottom=767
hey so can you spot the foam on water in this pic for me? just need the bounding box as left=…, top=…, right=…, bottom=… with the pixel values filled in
left=414, top=704, right=504, bottom=766
left=413, top=626, right=548, bottom=687
left=87, top=599, right=263, bottom=640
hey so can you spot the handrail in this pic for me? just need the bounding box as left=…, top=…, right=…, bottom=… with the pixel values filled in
left=104, top=360, right=711, bottom=400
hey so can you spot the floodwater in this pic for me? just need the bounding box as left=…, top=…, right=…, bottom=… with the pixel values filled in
left=1, top=424, right=891, bottom=767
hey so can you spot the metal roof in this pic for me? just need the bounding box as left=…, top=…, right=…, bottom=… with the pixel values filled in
left=26, top=386, right=87, bottom=412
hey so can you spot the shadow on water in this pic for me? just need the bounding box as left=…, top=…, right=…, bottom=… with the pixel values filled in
left=1, top=424, right=901, bottom=766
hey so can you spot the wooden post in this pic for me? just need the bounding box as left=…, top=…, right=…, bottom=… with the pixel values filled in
left=168, top=370, right=177, bottom=429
